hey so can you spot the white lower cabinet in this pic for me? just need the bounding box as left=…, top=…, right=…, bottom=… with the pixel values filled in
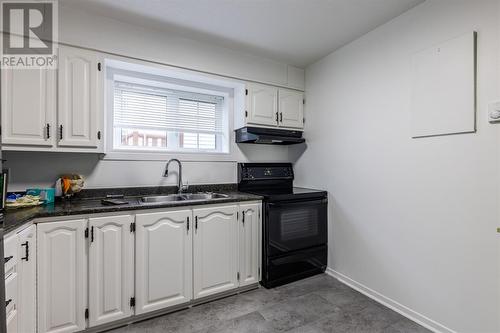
left=19, top=201, right=260, bottom=333
left=17, top=225, right=36, bottom=333
left=37, top=219, right=87, bottom=333
left=4, top=225, right=36, bottom=333
left=239, top=203, right=261, bottom=287
left=5, top=274, right=18, bottom=333
left=135, top=210, right=192, bottom=315
left=193, top=205, right=239, bottom=299
left=88, top=215, right=134, bottom=327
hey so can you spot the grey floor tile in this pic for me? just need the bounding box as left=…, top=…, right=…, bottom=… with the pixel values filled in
left=314, top=287, right=374, bottom=314
left=107, top=274, right=430, bottom=333
left=196, top=311, right=277, bottom=333
left=275, top=274, right=348, bottom=298
left=358, top=302, right=405, bottom=329
left=383, top=318, right=433, bottom=333
left=287, top=308, right=392, bottom=333
left=258, top=293, right=337, bottom=332
left=156, top=302, right=223, bottom=333
left=118, top=302, right=222, bottom=333
left=210, top=287, right=290, bottom=321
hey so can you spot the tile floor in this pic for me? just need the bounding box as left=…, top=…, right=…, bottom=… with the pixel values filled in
left=108, top=274, right=431, bottom=333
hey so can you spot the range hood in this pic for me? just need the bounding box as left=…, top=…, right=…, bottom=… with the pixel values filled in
left=235, top=127, right=305, bottom=145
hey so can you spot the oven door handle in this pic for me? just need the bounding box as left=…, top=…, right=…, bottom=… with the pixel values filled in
left=267, top=198, right=327, bottom=207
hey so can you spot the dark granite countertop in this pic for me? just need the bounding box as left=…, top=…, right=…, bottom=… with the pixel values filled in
left=2, top=184, right=262, bottom=235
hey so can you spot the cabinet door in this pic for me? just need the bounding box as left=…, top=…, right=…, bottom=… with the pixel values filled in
left=58, top=45, right=102, bottom=148
left=88, top=215, right=134, bottom=327
left=246, top=83, right=278, bottom=127
left=1, top=68, right=56, bottom=146
left=17, top=225, right=36, bottom=333
left=239, top=203, right=261, bottom=287
left=37, top=219, right=87, bottom=333
left=193, top=205, right=238, bottom=299
left=278, top=88, right=304, bottom=129
left=5, top=272, right=18, bottom=333
left=135, top=210, right=192, bottom=315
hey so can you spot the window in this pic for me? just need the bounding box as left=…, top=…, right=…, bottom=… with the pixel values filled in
left=111, top=75, right=228, bottom=154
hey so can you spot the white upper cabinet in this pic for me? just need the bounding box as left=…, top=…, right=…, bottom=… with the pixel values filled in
left=17, top=225, right=36, bottom=333
left=135, top=210, right=193, bottom=315
left=238, top=203, right=261, bottom=287
left=1, top=45, right=104, bottom=152
left=58, top=45, right=103, bottom=149
left=246, top=83, right=279, bottom=127
left=278, top=88, right=304, bottom=129
left=37, top=219, right=87, bottom=333
left=88, top=215, right=134, bottom=327
left=1, top=68, right=56, bottom=147
left=241, top=83, right=304, bottom=130
left=193, top=205, right=238, bottom=299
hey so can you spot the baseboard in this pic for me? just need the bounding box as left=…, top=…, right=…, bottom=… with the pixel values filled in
left=325, top=267, right=456, bottom=333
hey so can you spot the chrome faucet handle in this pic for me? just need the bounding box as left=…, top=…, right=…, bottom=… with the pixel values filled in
left=180, top=182, right=189, bottom=193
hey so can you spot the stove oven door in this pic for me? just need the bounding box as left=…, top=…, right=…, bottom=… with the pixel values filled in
left=266, top=197, right=327, bottom=257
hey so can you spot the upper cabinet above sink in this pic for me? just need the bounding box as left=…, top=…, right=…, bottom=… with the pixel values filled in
left=236, top=82, right=304, bottom=131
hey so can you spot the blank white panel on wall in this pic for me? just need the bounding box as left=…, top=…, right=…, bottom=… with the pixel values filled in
left=410, top=32, right=476, bottom=138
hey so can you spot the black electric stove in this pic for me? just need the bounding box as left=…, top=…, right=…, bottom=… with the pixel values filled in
left=244, top=187, right=327, bottom=201
left=238, top=163, right=328, bottom=288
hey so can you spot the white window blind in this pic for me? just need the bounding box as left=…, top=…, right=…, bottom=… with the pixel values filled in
left=114, top=81, right=224, bottom=136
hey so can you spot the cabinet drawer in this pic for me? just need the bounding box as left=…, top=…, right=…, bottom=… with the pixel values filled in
left=4, top=234, right=18, bottom=277
left=6, top=309, right=17, bottom=333
left=5, top=273, right=17, bottom=319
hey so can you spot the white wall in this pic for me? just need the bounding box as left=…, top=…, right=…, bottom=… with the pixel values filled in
left=6, top=4, right=297, bottom=191
left=291, top=0, right=499, bottom=332
left=58, top=3, right=305, bottom=90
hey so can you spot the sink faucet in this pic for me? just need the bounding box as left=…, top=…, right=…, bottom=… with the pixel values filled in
left=164, top=158, right=188, bottom=193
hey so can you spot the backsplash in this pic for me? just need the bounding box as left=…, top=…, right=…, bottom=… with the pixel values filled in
left=5, top=144, right=290, bottom=191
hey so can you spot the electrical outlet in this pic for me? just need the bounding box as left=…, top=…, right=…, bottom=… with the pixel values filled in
left=488, top=101, right=500, bottom=122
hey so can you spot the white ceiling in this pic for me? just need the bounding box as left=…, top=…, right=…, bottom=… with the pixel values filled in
left=60, top=0, right=424, bottom=67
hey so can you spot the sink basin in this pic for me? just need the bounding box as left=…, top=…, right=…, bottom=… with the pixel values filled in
left=140, top=193, right=229, bottom=204
left=182, top=193, right=229, bottom=200
left=140, top=194, right=186, bottom=203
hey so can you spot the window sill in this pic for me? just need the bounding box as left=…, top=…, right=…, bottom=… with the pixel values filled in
left=100, top=150, right=238, bottom=162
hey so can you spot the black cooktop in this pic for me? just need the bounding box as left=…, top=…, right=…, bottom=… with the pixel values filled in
left=238, top=163, right=326, bottom=201
left=245, top=187, right=327, bottom=201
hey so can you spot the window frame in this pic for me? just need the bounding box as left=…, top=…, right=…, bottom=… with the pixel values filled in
left=103, top=59, right=243, bottom=162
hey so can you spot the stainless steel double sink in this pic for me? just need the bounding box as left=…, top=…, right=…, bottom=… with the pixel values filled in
left=140, top=193, right=229, bottom=204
